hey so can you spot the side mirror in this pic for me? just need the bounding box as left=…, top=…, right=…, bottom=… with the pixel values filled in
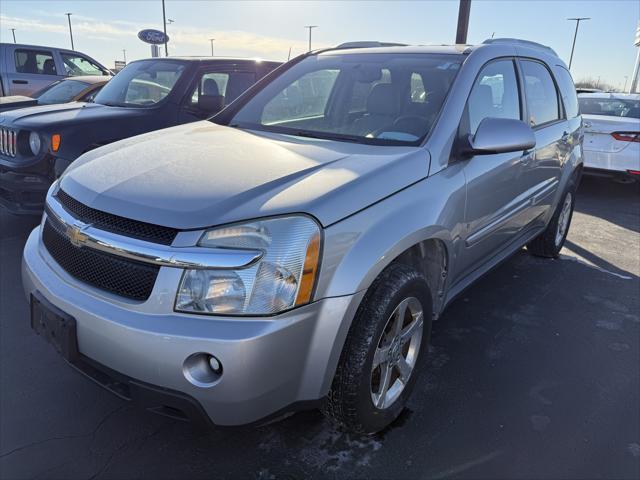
left=198, top=94, right=224, bottom=115
left=467, top=117, right=536, bottom=155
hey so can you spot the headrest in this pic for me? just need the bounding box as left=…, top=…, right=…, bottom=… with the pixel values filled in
left=366, top=84, right=398, bottom=115
left=203, top=78, right=220, bottom=96
left=470, top=84, right=494, bottom=114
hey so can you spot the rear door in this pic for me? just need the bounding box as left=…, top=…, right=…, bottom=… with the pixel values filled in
left=455, top=58, right=533, bottom=282
left=6, top=46, right=61, bottom=95
left=178, top=68, right=257, bottom=123
left=516, top=59, right=565, bottom=227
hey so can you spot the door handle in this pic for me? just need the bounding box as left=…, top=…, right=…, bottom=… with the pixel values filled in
left=583, top=122, right=592, bottom=129
left=12, top=79, right=28, bottom=84
left=520, top=153, right=533, bottom=165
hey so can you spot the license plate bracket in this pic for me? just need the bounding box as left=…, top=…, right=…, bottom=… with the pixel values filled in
left=30, top=292, right=79, bottom=362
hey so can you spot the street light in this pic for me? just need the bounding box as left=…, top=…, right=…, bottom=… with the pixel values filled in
left=122, top=49, right=127, bottom=64
left=567, top=17, right=590, bottom=70
left=65, top=13, right=74, bottom=50
left=161, top=0, right=168, bottom=56
left=10, top=28, right=16, bottom=43
left=209, top=38, right=215, bottom=56
left=304, top=25, right=318, bottom=52
left=623, top=75, right=629, bottom=93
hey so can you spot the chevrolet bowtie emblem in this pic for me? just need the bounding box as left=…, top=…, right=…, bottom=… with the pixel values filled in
left=66, top=223, right=89, bottom=247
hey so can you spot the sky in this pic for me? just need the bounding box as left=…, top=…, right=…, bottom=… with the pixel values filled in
left=1, top=0, right=638, bottom=89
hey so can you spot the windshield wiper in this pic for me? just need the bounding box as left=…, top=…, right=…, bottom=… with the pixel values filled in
left=289, top=130, right=365, bottom=144
left=98, top=101, right=138, bottom=108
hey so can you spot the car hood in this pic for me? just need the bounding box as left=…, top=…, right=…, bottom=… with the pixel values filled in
left=60, top=122, right=428, bottom=229
left=0, top=102, right=146, bottom=129
left=0, top=96, right=38, bottom=112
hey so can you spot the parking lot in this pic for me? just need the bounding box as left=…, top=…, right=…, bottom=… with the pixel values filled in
left=0, top=176, right=638, bottom=479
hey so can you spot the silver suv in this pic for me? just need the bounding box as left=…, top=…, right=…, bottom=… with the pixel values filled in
left=22, top=39, right=583, bottom=434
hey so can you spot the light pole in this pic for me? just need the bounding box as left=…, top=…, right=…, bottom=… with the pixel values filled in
left=122, top=49, right=127, bottom=64
left=304, top=25, right=317, bottom=52
left=10, top=28, right=16, bottom=43
left=161, top=0, right=168, bottom=56
left=623, top=75, right=628, bottom=93
left=65, top=13, right=74, bottom=50
left=455, top=0, right=472, bottom=44
left=567, top=17, right=590, bottom=70
left=209, top=38, right=215, bottom=56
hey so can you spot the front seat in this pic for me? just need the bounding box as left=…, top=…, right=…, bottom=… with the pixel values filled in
left=203, top=78, right=221, bottom=97
left=352, top=84, right=399, bottom=136
left=42, top=59, right=56, bottom=75
left=468, top=84, right=495, bottom=132
left=198, top=78, right=225, bottom=113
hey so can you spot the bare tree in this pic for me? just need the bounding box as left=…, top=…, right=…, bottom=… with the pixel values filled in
left=575, top=77, right=617, bottom=92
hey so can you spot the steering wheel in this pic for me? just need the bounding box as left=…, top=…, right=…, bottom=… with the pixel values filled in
left=391, top=115, right=430, bottom=137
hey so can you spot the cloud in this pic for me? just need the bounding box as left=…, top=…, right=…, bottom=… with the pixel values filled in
left=0, top=13, right=318, bottom=60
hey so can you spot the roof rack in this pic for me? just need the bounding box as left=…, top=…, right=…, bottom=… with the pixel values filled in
left=334, top=41, right=408, bottom=50
left=482, top=38, right=558, bottom=57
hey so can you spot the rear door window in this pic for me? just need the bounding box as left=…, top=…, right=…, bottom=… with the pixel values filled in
left=14, top=49, right=57, bottom=75
left=521, top=60, right=561, bottom=126
left=467, top=59, right=521, bottom=134
left=189, top=71, right=256, bottom=107
left=554, top=67, right=579, bottom=118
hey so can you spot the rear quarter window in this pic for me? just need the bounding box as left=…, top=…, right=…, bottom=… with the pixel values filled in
left=554, top=67, right=579, bottom=118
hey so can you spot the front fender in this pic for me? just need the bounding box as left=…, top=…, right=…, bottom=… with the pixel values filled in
left=316, top=163, right=466, bottom=301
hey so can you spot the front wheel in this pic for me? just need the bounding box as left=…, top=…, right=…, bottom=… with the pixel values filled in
left=321, top=263, right=433, bottom=434
left=527, top=184, right=576, bottom=258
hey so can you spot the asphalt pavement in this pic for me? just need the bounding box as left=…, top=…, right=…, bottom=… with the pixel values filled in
left=0, top=176, right=638, bottom=479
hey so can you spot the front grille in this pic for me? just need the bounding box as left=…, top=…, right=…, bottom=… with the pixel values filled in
left=42, top=217, right=159, bottom=301
left=56, top=189, right=178, bottom=245
left=0, top=128, right=17, bottom=157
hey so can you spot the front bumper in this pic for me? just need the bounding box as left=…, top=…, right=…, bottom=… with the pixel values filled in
left=0, top=158, right=53, bottom=215
left=22, top=226, right=363, bottom=426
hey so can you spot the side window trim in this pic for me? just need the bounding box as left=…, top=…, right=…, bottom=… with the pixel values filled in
left=516, top=57, right=565, bottom=130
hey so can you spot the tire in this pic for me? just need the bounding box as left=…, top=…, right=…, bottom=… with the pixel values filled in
left=321, top=263, right=433, bottom=434
left=527, top=182, right=576, bottom=258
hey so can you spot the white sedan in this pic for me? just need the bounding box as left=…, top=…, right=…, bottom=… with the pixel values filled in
left=578, top=93, right=640, bottom=182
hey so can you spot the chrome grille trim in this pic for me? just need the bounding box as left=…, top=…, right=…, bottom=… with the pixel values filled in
left=0, top=128, right=17, bottom=157
left=45, top=192, right=263, bottom=269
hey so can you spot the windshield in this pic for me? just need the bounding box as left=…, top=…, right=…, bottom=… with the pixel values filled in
left=579, top=97, right=640, bottom=119
left=225, top=53, right=462, bottom=145
left=94, top=60, right=186, bottom=107
left=34, top=79, right=89, bottom=104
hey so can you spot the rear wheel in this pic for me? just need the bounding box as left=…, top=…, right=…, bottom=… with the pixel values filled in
left=527, top=183, right=576, bottom=258
left=321, top=263, right=432, bottom=434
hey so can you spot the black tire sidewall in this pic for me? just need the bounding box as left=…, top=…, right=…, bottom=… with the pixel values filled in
left=549, top=184, right=577, bottom=256
left=352, top=265, right=433, bottom=433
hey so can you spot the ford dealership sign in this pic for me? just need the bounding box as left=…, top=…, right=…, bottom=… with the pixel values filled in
left=138, top=29, right=169, bottom=45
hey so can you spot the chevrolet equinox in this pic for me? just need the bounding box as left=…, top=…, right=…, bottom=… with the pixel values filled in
left=22, top=39, right=583, bottom=434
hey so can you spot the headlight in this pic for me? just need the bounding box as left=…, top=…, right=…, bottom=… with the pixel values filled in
left=175, top=216, right=321, bottom=316
left=29, top=132, right=41, bottom=155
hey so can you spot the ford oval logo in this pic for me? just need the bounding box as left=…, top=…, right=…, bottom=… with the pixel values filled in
left=138, top=29, right=169, bottom=45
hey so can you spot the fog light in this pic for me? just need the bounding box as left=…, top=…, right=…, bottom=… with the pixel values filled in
left=183, top=353, right=223, bottom=387
left=208, top=355, right=221, bottom=373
